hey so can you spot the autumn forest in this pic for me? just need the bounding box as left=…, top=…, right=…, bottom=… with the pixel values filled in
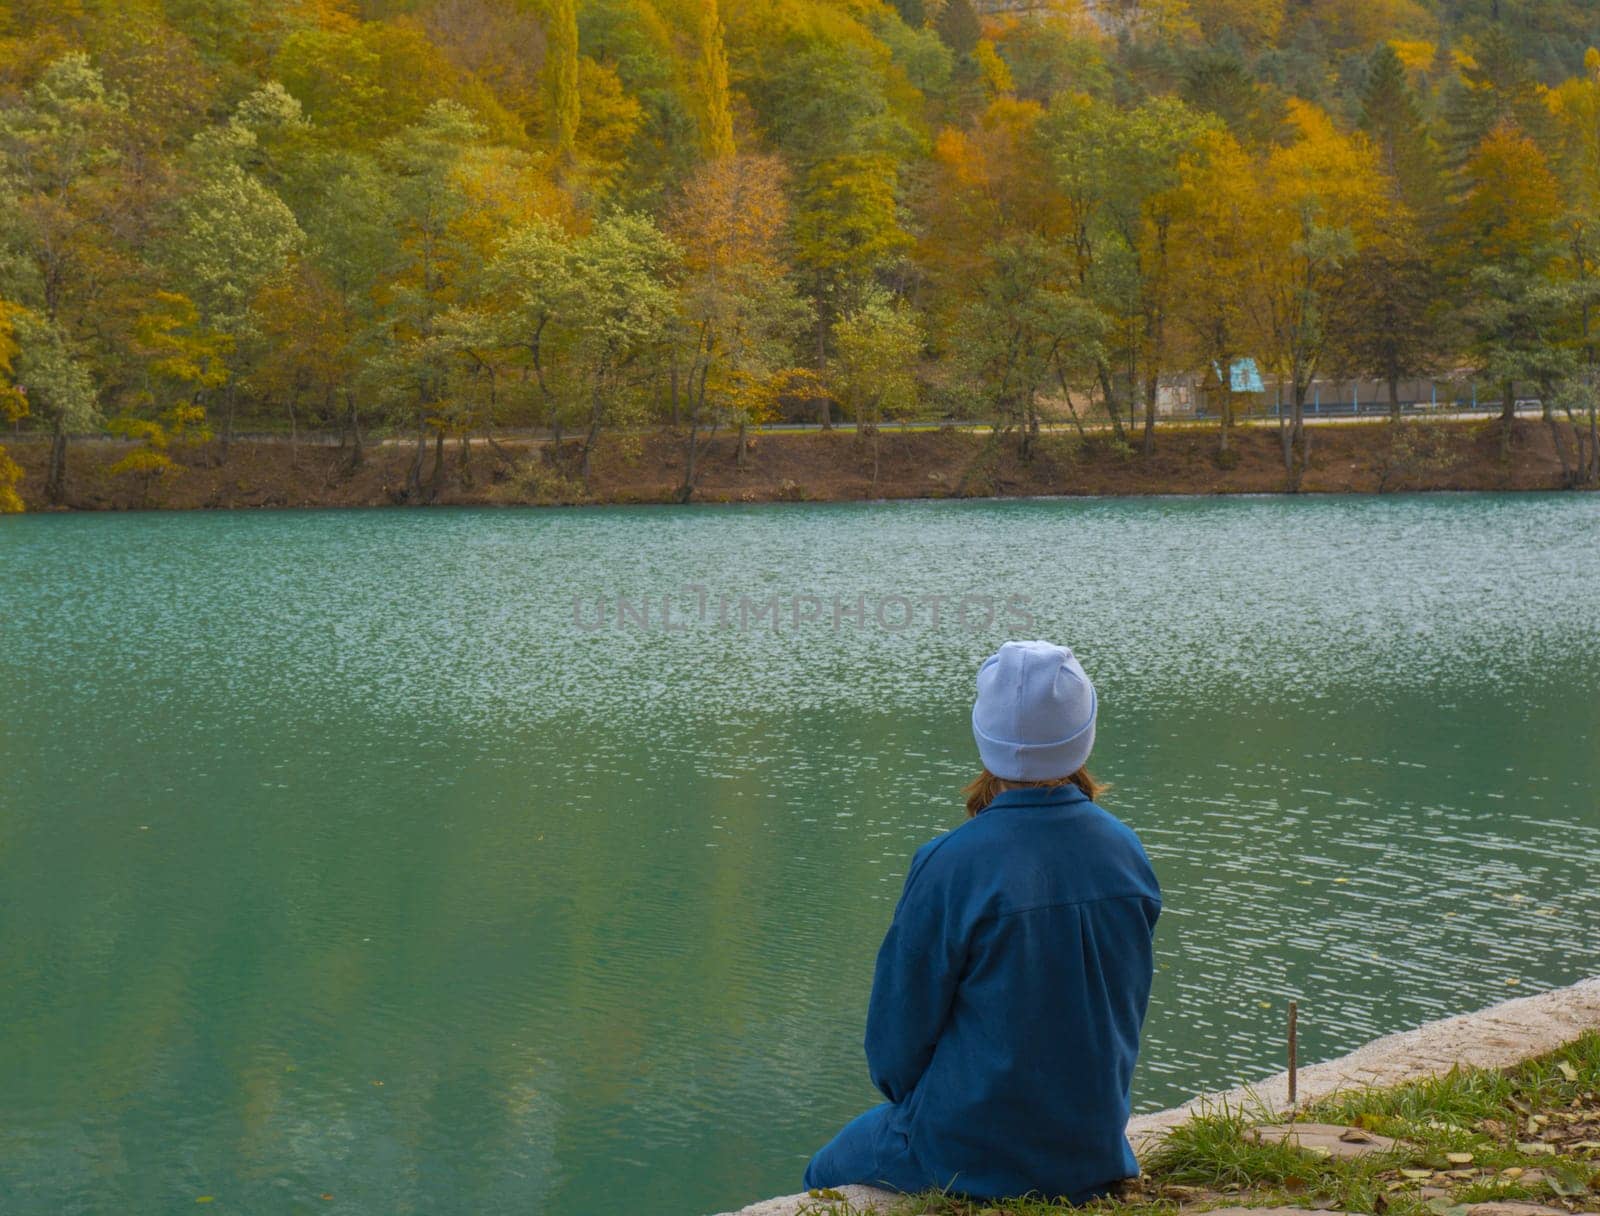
left=3, top=0, right=1600, bottom=511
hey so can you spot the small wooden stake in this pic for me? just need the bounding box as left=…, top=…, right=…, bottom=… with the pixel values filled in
left=1287, top=999, right=1299, bottom=1114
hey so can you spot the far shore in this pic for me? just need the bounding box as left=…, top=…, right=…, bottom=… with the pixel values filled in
left=5, top=416, right=1592, bottom=512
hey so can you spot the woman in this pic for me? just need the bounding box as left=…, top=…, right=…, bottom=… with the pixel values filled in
left=804, top=640, right=1161, bottom=1204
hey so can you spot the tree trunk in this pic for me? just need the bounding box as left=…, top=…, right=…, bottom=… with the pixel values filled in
left=220, top=379, right=236, bottom=463
left=457, top=432, right=473, bottom=488
left=581, top=388, right=602, bottom=489
left=670, top=362, right=680, bottom=428
left=428, top=428, right=447, bottom=500
left=341, top=391, right=364, bottom=472
left=288, top=395, right=299, bottom=469
left=871, top=408, right=881, bottom=493
left=1500, top=377, right=1515, bottom=455
left=1218, top=389, right=1233, bottom=458
left=405, top=420, right=427, bottom=501
left=1590, top=396, right=1599, bottom=484
left=1546, top=413, right=1575, bottom=487
left=1142, top=372, right=1158, bottom=457
left=46, top=412, right=67, bottom=504
left=737, top=417, right=748, bottom=472
left=1096, top=362, right=1126, bottom=444
left=1388, top=376, right=1401, bottom=423
left=1282, top=383, right=1310, bottom=492
left=679, top=413, right=698, bottom=503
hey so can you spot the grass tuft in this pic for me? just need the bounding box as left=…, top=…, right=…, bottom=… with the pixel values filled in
left=880, top=1030, right=1600, bottom=1215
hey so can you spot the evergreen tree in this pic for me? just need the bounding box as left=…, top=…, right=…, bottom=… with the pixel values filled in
left=1359, top=43, right=1444, bottom=230
left=546, top=0, right=580, bottom=162
left=1330, top=214, right=1440, bottom=419
left=1442, top=28, right=1550, bottom=171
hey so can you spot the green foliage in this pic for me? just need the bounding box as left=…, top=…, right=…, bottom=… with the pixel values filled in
left=1, top=0, right=1598, bottom=491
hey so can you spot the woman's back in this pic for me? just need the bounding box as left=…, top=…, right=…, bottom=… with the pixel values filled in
left=864, top=782, right=1161, bottom=1201
left=803, top=641, right=1161, bottom=1204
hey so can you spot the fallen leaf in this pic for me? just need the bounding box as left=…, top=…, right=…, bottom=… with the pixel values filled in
left=1517, top=1141, right=1557, bottom=1155
left=1557, top=1061, right=1580, bottom=1082
left=1447, top=1152, right=1475, bottom=1164
left=1341, top=1128, right=1376, bottom=1143
left=1546, top=1163, right=1592, bottom=1197
left=1500, top=1167, right=1524, bottom=1178
left=1505, top=977, right=1521, bottom=986
left=1402, top=1168, right=1436, bottom=1180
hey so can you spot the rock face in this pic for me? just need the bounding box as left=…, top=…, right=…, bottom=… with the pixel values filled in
left=710, top=975, right=1600, bottom=1216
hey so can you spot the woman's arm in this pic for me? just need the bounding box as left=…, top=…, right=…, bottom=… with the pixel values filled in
left=863, top=847, right=965, bottom=1104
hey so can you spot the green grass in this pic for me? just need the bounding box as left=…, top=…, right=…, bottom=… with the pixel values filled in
left=838, top=1031, right=1600, bottom=1216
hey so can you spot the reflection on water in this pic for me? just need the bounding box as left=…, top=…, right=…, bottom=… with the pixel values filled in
left=1, top=495, right=1597, bottom=1215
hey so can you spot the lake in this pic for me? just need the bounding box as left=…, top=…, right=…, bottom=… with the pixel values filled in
left=2, top=495, right=1597, bottom=1215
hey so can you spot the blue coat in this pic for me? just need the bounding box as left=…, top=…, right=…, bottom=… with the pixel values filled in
left=804, top=784, right=1161, bottom=1203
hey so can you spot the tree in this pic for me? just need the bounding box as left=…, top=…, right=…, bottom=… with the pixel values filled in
left=1039, top=92, right=1215, bottom=450
left=1187, top=0, right=1285, bottom=47
left=1121, top=97, right=1220, bottom=455
left=546, top=0, right=581, bottom=162
left=371, top=101, right=489, bottom=501
left=1358, top=42, right=1445, bottom=232
left=954, top=234, right=1102, bottom=459
left=793, top=151, right=911, bottom=375
left=1547, top=48, right=1600, bottom=480
left=158, top=111, right=303, bottom=450
left=490, top=213, right=679, bottom=489
left=1448, top=121, right=1564, bottom=440
left=1241, top=100, right=1385, bottom=489
left=1167, top=127, right=1256, bottom=461
left=666, top=154, right=808, bottom=500
left=298, top=152, right=403, bottom=468
left=833, top=289, right=921, bottom=491
left=694, top=0, right=735, bottom=159
left=0, top=53, right=129, bottom=501
left=1441, top=29, right=1552, bottom=171
left=1329, top=213, right=1439, bottom=421
left=0, top=300, right=29, bottom=513
left=9, top=309, right=100, bottom=502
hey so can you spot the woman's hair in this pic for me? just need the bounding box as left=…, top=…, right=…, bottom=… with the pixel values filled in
left=962, top=767, right=1104, bottom=818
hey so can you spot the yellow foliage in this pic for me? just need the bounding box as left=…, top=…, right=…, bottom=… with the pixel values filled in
left=574, top=57, right=645, bottom=192
left=0, top=299, right=30, bottom=425
left=132, top=293, right=232, bottom=393
left=107, top=400, right=211, bottom=487
left=668, top=154, right=791, bottom=277
left=974, top=39, right=1014, bottom=98
left=0, top=445, right=22, bottom=513
left=1390, top=39, right=1436, bottom=73
left=1452, top=122, right=1563, bottom=264
left=107, top=447, right=177, bottom=478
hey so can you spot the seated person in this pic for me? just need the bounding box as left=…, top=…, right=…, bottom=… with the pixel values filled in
left=803, top=640, right=1162, bottom=1204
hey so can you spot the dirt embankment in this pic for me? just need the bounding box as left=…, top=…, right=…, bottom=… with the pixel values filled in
left=4, top=418, right=1588, bottom=511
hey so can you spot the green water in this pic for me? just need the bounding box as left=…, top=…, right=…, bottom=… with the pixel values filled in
left=2, top=496, right=1598, bottom=1216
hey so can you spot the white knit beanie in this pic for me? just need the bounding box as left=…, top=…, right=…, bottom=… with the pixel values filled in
left=971, top=640, right=1097, bottom=781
